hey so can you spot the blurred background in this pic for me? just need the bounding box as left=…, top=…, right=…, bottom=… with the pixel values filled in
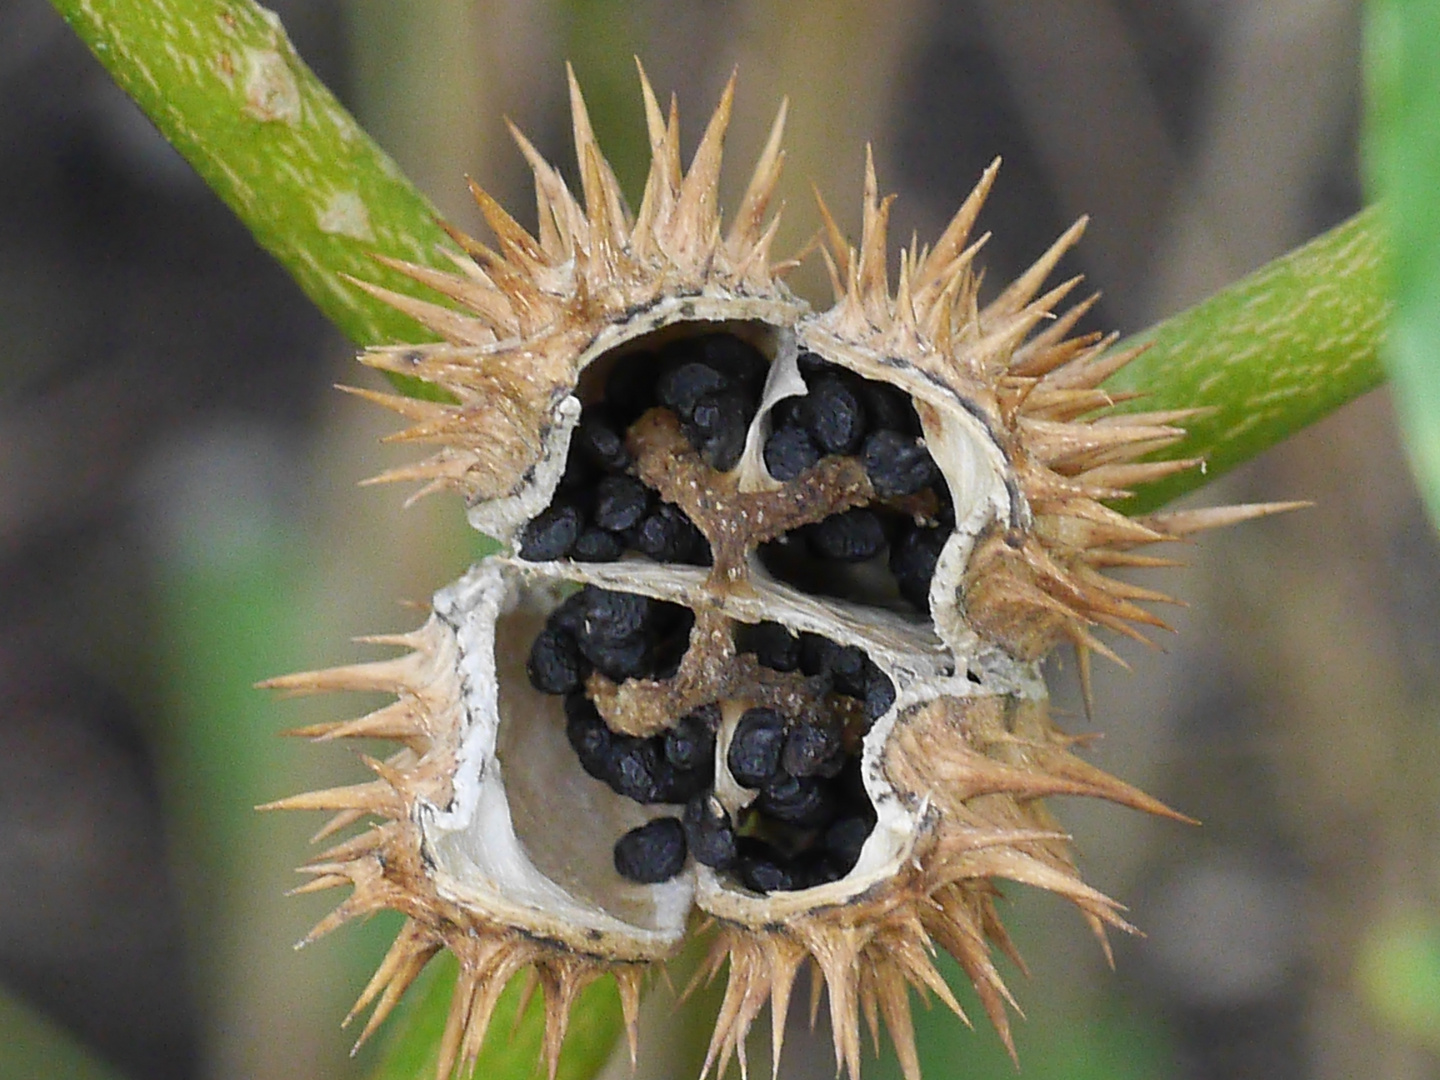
left=3, top=1, right=1438, bottom=1079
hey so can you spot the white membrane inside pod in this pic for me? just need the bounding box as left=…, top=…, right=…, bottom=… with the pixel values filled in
left=421, top=561, right=692, bottom=947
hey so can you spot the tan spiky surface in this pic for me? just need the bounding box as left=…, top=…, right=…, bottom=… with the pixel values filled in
left=265, top=67, right=1297, bottom=1080
left=261, top=613, right=653, bottom=1080
left=347, top=62, right=802, bottom=539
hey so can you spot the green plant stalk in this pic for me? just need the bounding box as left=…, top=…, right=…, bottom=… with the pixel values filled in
left=49, top=0, right=453, bottom=350
left=1105, top=207, right=1388, bottom=513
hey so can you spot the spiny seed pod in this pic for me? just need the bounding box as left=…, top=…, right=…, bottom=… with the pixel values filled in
left=263, top=65, right=1296, bottom=1080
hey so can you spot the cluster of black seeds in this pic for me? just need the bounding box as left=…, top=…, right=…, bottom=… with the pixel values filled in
left=603, top=332, right=769, bottom=472
left=526, top=586, right=694, bottom=692
left=757, top=352, right=956, bottom=613
left=735, top=620, right=897, bottom=726
left=516, top=407, right=710, bottom=566
left=715, top=623, right=890, bottom=893
left=518, top=337, right=767, bottom=566
left=565, top=696, right=716, bottom=806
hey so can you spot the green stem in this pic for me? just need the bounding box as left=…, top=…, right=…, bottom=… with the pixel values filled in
left=1105, top=207, right=1388, bottom=512
left=49, top=0, right=453, bottom=348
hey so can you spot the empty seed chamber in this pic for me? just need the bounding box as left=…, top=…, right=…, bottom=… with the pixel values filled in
left=264, top=68, right=1290, bottom=1080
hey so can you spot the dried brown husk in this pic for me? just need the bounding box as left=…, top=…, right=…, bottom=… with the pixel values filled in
left=265, top=65, right=1294, bottom=1080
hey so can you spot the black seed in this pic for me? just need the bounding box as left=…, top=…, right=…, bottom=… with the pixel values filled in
left=735, top=837, right=794, bottom=893
left=727, top=707, right=787, bottom=788
left=738, top=621, right=800, bottom=672
left=682, top=793, right=738, bottom=869
left=691, top=333, right=769, bottom=389
left=526, top=626, right=586, bottom=695
left=796, top=348, right=828, bottom=375
left=782, top=720, right=845, bottom=778
left=763, top=424, right=820, bottom=481
left=757, top=774, right=836, bottom=827
left=664, top=706, right=718, bottom=772
left=517, top=503, right=583, bottom=561
left=654, top=761, right=709, bottom=804
left=550, top=588, right=653, bottom=680
left=554, top=587, right=649, bottom=647
left=804, top=375, right=866, bottom=455
left=799, top=633, right=868, bottom=695
left=862, top=662, right=896, bottom=722
left=609, top=738, right=669, bottom=803
left=604, top=350, right=658, bottom=420
left=559, top=447, right=599, bottom=490
left=862, top=429, right=942, bottom=497
left=834, top=756, right=874, bottom=811
left=574, top=407, right=632, bottom=472
left=798, top=632, right=838, bottom=678
left=808, top=508, right=888, bottom=562
left=572, top=527, right=625, bottom=562
left=657, top=360, right=728, bottom=419
left=858, top=380, right=921, bottom=435
left=889, top=524, right=950, bottom=610
left=792, top=851, right=846, bottom=888
left=823, top=815, right=873, bottom=872
left=565, top=695, right=617, bottom=784
left=684, top=389, right=751, bottom=471
left=613, top=817, right=687, bottom=884
left=634, top=503, right=708, bottom=564
left=594, top=475, right=651, bottom=531
left=585, top=637, right=653, bottom=682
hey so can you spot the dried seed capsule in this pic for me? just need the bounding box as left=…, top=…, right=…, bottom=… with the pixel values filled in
left=735, top=837, right=795, bottom=893
left=572, top=527, right=625, bottom=562
left=889, top=524, right=951, bottom=610
left=657, top=360, right=729, bottom=419
left=803, top=375, right=866, bottom=455
left=684, top=389, right=753, bottom=471
left=738, top=620, right=801, bottom=672
left=573, top=406, right=632, bottom=472
left=517, top=502, right=583, bottom=561
left=763, top=424, right=821, bottom=481
left=808, top=508, right=888, bottom=562
left=269, top=71, right=1275, bottom=1080
left=757, top=774, right=835, bottom=827
left=526, top=626, right=586, bottom=695
left=862, top=430, right=941, bottom=497
left=682, top=793, right=738, bottom=869
left=613, top=817, right=687, bottom=883
left=664, top=706, right=719, bottom=772
left=782, top=720, right=845, bottom=778
left=727, top=707, right=786, bottom=788
left=594, top=475, right=651, bottom=532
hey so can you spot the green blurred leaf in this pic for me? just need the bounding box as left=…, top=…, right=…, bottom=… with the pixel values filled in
left=1357, top=912, right=1440, bottom=1049
left=0, top=985, right=128, bottom=1080
left=1364, top=0, right=1440, bottom=527
left=368, top=953, right=627, bottom=1080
